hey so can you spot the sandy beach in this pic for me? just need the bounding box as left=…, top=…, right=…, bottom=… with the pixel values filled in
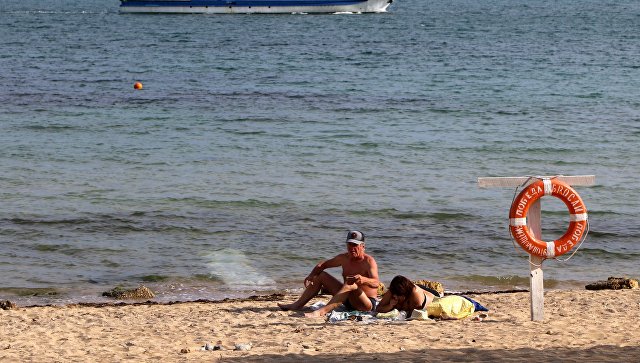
left=2, top=289, right=639, bottom=362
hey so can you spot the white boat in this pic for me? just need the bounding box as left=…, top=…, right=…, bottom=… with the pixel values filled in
left=119, top=0, right=394, bottom=14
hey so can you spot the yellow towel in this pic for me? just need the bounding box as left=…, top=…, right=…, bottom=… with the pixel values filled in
left=425, top=295, right=475, bottom=320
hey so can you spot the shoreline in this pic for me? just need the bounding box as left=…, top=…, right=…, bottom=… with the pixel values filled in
left=0, top=283, right=620, bottom=308
left=13, top=289, right=534, bottom=309
left=3, top=273, right=607, bottom=308
left=2, top=289, right=639, bottom=361
left=0, top=284, right=531, bottom=307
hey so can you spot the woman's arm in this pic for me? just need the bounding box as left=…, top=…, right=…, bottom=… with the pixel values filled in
left=375, top=290, right=398, bottom=313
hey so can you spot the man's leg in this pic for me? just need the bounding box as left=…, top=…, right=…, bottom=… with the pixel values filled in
left=278, top=271, right=342, bottom=311
left=345, top=290, right=374, bottom=311
left=305, top=285, right=372, bottom=317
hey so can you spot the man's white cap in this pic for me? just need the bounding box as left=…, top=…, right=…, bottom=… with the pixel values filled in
left=346, top=230, right=365, bottom=245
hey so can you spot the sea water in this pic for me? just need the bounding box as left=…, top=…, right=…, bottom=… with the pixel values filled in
left=1, top=0, right=639, bottom=305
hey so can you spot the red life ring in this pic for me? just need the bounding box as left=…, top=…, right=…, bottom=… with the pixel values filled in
left=509, top=178, right=588, bottom=258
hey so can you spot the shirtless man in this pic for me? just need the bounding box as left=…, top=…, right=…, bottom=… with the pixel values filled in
left=277, top=230, right=379, bottom=318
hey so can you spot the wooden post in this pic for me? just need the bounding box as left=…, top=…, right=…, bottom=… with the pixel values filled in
left=527, top=201, right=544, bottom=321
left=478, top=175, right=595, bottom=321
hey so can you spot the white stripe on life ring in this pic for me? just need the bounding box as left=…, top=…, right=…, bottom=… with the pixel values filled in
left=570, top=213, right=588, bottom=222
left=510, top=218, right=527, bottom=226
left=543, top=178, right=553, bottom=196
left=546, top=241, right=556, bottom=258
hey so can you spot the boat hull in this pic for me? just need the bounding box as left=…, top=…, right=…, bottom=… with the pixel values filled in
left=119, top=0, right=393, bottom=14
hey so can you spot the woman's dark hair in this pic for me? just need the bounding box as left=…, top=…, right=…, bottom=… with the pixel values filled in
left=389, top=275, right=414, bottom=298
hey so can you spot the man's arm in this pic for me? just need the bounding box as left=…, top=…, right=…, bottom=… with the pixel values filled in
left=304, top=254, right=345, bottom=286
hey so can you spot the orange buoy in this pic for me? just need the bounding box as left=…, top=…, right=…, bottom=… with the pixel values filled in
left=134, top=82, right=143, bottom=90
left=508, top=178, right=588, bottom=258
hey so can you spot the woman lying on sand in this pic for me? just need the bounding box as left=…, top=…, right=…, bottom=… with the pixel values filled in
left=376, top=275, right=437, bottom=317
left=377, top=275, right=484, bottom=320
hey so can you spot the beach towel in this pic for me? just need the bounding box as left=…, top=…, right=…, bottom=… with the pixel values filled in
left=375, top=309, right=403, bottom=320
left=460, top=295, right=489, bottom=312
left=327, top=310, right=375, bottom=323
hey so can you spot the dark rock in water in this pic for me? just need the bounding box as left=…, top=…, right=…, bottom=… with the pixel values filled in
left=3, top=287, right=58, bottom=297
left=0, top=300, right=17, bottom=310
left=102, top=285, right=155, bottom=299
left=585, top=277, right=639, bottom=290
